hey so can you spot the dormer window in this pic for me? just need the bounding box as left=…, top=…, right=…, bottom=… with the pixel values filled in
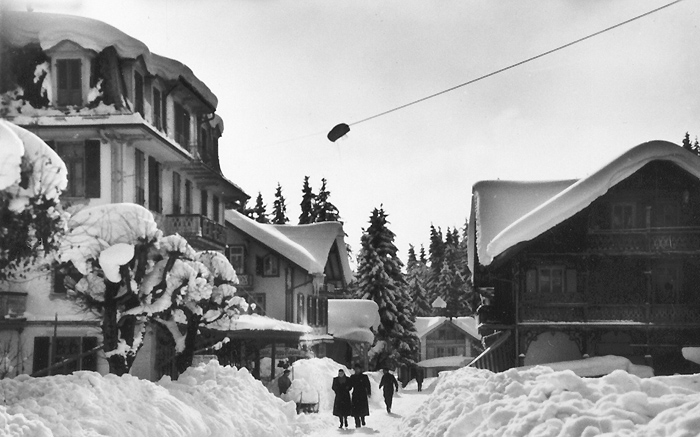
left=174, top=102, right=190, bottom=149
left=56, top=59, right=82, bottom=106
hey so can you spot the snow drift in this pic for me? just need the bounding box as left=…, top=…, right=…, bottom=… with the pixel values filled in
left=0, top=360, right=300, bottom=437
left=398, top=364, right=700, bottom=437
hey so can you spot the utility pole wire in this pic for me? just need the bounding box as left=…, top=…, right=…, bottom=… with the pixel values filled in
left=349, top=0, right=685, bottom=127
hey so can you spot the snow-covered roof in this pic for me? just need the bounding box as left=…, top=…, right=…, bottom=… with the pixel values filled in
left=416, top=356, right=472, bottom=368
left=469, top=141, right=698, bottom=267
left=225, top=210, right=352, bottom=284
left=209, top=314, right=312, bottom=333
left=4, top=11, right=218, bottom=109
left=327, top=299, right=380, bottom=343
left=414, top=316, right=480, bottom=340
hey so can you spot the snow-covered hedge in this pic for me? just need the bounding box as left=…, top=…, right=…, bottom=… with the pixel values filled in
left=399, top=364, right=700, bottom=437
left=0, top=360, right=300, bottom=437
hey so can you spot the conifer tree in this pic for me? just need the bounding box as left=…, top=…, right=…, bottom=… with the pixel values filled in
left=253, top=192, right=269, bottom=224
left=419, top=245, right=428, bottom=264
left=271, top=183, right=289, bottom=224
left=683, top=132, right=693, bottom=153
left=299, top=176, right=316, bottom=224
left=355, top=207, right=419, bottom=369
left=314, top=178, right=341, bottom=223
left=406, top=244, right=432, bottom=317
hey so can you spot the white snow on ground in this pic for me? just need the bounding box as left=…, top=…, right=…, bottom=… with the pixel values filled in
left=0, top=360, right=305, bottom=437
left=398, top=364, right=700, bottom=437
left=519, top=355, right=654, bottom=378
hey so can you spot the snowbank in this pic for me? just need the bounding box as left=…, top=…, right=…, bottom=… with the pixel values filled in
left=398, top=365, right=700, bottom=437
left=519, top=355, right=654, bottom=378
left=0, top=360, right=300, bottom=437
left=268, top=358, right=384, bottom=412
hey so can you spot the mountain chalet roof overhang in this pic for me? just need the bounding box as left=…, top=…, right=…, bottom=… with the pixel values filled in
left=468, top=141, right=700, bottom=271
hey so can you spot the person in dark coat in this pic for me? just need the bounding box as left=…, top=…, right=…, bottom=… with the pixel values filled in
left=416, top=367, right=424, bottom=392
left=349, top=363, right=371, bottom=428
left=278, top=369, right=292, bottom=395
left=378, top=368, right=399, bottom=413
left=332, top=369, right=352, bottom=428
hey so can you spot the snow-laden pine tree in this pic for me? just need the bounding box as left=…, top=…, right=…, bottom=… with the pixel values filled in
left=0, top=121, right=68, bottom=280
left=314, top=178, right=341, bottom=223
left=253, top=192, right=269, bottom=224
left=271, top=183, right=289, bottom=224
left=406, top=245, right=432, bottom=317
left=299, top=176, right=316, bottom=224
left=355, top=207, right=418, bottom=370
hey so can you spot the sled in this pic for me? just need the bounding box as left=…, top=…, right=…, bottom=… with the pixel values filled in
left=295, top=391, right=320, bottom=414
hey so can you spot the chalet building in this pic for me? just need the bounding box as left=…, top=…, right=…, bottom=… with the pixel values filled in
left=468, top=141, right=700, bottom=376
left=415, top=316, right=480, bottom=378
left=215, top=210, right=359, bottom=379
left=0, top=11, right=248, bottom=378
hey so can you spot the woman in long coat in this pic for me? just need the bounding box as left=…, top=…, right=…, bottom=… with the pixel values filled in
left=349, top=363, right=371, bottom=428
left=332, top=369, right=352, bottom=428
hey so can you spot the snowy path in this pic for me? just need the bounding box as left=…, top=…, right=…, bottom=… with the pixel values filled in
left=305, top=388, right=430, bottom=437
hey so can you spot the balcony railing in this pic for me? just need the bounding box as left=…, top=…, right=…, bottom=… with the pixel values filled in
left=587, top=228, right=700, bottom=253
left=164, top=214, right=226, bottom=248
left=519, top=302, right=700, bottom=325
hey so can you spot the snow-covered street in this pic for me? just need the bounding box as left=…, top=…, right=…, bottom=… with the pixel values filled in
left=305, top=384, right=431, bottom=437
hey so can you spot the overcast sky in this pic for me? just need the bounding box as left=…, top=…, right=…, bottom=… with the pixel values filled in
left=10, top=0, right=700, bottom=262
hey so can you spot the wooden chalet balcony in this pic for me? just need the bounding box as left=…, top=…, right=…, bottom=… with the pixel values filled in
left=164, top=214, right=226, bottom=250
left=587, top=227, right=700, bottom=253
left=520, top=302, right=700, bottom=325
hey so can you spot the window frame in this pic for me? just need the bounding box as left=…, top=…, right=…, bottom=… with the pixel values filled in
left=134, top=70, right=144, bottom=117
left=56, top=58, right=82, bottom=106
left=227, top=245, right=246, bottom=274
left=172, top=172, right=181, bottom=214
left=134, top=148, right=145, bottom=205
left=33, top=336, right=98, bottom=376
left=262, top=254, right=279, bottom=277
left=611, top=202, right=636, bottom=230
left=537, top=266, right=565, bottom=294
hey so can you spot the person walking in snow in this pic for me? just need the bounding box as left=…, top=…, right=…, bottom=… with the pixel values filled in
left=332, top=369, right=352, bottom=429
left=379, top=368, right=399, bottom=413
left=349, top=363, right=371, bottom=428
left=416, top=367, right=424, bottom=392
left=278, top=369, right=292, bottom=395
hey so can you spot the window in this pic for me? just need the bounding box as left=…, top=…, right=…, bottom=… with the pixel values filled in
left=152, top=88, right=163, bottom=129
left=185, top=180, right=193, bottom=214
left=213, top=195, right=220, bottom=223
left=200, top=189, right=208, bottom=217
left=54, top=140, right=100, bottom=198
left=33, top=336, right=98, bottom=376
left=148, top=157, right=161, bottom=213
left=227, top=245, right=246, bottom=274
left=256, top=254, right=279, bottom=277
left=297, top=294, right=305, bottom=324
left=54, top=263, right=82, bottom=294
left=657, top=203, right=680, bottom=228
left=538, top=267, right=564, bottom=294
left=247, top=293, right=266, bottom=315
left=200, top=128, right=208, bottom=160
left=307, top=296, right=317, bottom=326
left=174, top=102, right=190, bottom=149
left=56, top=59, right=82, bottom=106
left=134, top=71, right=144, bottom=117
left=612, top=203, right=636, bottom=229
left=134, top=149, right=145, bottom=205
left=653, top=263, right=682, bottom=304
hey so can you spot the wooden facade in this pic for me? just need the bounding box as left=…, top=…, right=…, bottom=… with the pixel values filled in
left=475, top=160, right=700, bottom=375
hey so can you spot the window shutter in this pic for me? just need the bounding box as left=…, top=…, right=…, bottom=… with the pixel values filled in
left=84, top=140, right=101, bottom=198
left=566, top=270, right=577, bottom=294
left=81, top=337, right=98, bottom=371
left=255, top=256, right=263, bottom=276
left=526, top=270, right=536, bottom=293
left=33, top=337, right=50, bottom=374
left=297, top=294, right=305, bottom=324
left=307, top=296, right=315, bottom=326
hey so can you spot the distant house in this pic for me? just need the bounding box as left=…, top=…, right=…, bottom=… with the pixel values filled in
left=414, top=316, right=480, bottom=378
left=468, top=141, right=700, bottom=375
